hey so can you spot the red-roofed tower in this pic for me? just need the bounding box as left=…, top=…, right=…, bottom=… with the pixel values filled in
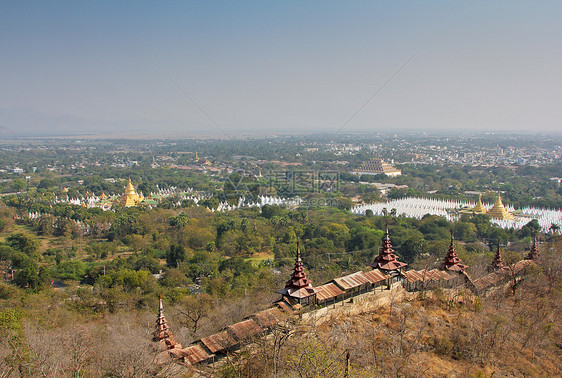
left=154, top=295, right=181, bottom=349
left=439, top=232, right=468, bottom=272
left=368, top=225, right=407, bottom=274
left=280, top=242, right=313, bottom=294
left=525, top=238, right=540, bottom=260
left=488, top=242, right=507, bottom=272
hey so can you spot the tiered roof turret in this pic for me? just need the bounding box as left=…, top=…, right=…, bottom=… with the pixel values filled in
left=439, top=232, right=468, bottom=272
left=525, top=238, right=540, bottom=260
left=368, top=225, right=407, bottom=272
left=488, top=242, right=507, bottom=272
left=278, top=243, right=317, bottom=299
left=154, top=296, right=181, bottom=349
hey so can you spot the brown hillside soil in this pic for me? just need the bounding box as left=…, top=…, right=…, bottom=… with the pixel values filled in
left=220, top=282, right=560, bottom=377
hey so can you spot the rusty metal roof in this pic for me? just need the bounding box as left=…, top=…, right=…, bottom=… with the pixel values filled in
left=287, top=286, right=319, bottom=299
left=227, top=319, right=263, bottom=341
left=333, top=271, right=370, bottom=290
left=403, top=270, right=426, bottom=283
left=316, top=282, right=345, bottom=301
left=473, top=271, right=505, bottom=290
left=362, top=269, right=390, bottom=283
left=430, top=269, right=455, bottom=280
left=251, top=308, right=286, bottom=328
left=276, top=300, right=294, bottom=314
left=201, top=330, right=238, bottom=354
left=170, top=345, right=212, bottom=365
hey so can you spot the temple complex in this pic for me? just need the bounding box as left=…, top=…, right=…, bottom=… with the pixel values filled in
left=439, top=233, right=468, bottom=272
left=472, top=194, right=487, bottom=214
left=150, top=223, right=546, bottom=369
left=114, top=178, right=144, bottom=207
left=487, top=192, right=513, bottom=220
left=368, top=226, right=407, bottom=274
left=353, top=158, right=401, bottom=177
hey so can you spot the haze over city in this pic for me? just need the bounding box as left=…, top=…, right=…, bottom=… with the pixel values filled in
left=1, top=1, right=561, bottom=137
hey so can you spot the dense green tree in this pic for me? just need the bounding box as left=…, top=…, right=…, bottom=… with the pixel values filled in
left=6, top=233, right=40, bottom=258
left=166, top=244, right=186, bottom=268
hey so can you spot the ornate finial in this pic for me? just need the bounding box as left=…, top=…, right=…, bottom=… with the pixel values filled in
left=296, top=241, right=301, bottom=261
left=450, top=230, right=455, bottom=242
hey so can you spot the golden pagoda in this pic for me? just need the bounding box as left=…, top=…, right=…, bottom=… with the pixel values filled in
left=472, top=194, right=487, bottom=214
left=115, top=178, right=144, bottom=207
left=487, top=192, right=513, bottom=220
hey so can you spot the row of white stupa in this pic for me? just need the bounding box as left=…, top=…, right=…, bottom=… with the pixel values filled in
left=213, top=196, right=303, bottom=212
left=44, top=192, right=303, bottom=214
left=351, top=197, right=562, bottom=232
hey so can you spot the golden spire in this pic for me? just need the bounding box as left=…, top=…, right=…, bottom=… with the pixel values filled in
left=125, top=177, right=136, bottom=196
left=487, top=192, right=513, bottom=220
left=472, top=194, right=486, bottom=214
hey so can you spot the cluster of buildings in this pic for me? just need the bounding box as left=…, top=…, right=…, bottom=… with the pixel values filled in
left=151, top=226, right=542, bottom=369
left=352, top=193, right=562, bottom=233
left=352, top=158, right=402, bottom=177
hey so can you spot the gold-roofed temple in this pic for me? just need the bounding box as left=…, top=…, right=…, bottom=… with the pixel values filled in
left=114, top=178, right=144, bottom=207
left=487, top=192, right=513, bottom=220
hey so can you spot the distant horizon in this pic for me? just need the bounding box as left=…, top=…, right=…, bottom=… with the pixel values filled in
left=1, top=1, right=561, bottom=136
left=2, top=128, right=561, bottom=142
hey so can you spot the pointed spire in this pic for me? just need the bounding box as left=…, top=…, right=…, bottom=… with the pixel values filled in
left=440, top=231, right=468, bottom=272
left=279, top=241, right=314, bottom=295
left=489, top=241, right=506, bottom=272
left=525, top=238, right=540, bottom=260
left=368, top=226, right=407, bottom=272
left=488, top=191, right=513, bottom=220
left=472, top=194, right=487, bottom=214
left=154, top=295, right=171, bottom=341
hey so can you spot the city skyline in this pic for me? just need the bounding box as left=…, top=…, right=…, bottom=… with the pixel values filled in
left=1, top=1, right=561, bottom=136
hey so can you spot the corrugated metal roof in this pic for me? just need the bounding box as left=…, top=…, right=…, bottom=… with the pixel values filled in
left=474, top=271, right=507, bottom=290
left=170, top=345, right=212, bottom=365
left=201, top=330, right=238, bottom=353
left=227, top=319, right=263, bottom=341
left=362, top=269, right=390, bottom=283
left=429, top=269, right=455, bottom=280
left=251, top=308, right=286, bottom=328
left=333, top=271, right=370, bottom=290
left=403, top=270, right=425, bottom=282
left=288, top=286, right=318, bottom=299
left=316, top=283, right=345, bottom=301
left=276, top=301, right=294, bottom=314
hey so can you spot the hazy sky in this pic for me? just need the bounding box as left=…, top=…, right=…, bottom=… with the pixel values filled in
left=1, top=1, right=561, bottom=136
